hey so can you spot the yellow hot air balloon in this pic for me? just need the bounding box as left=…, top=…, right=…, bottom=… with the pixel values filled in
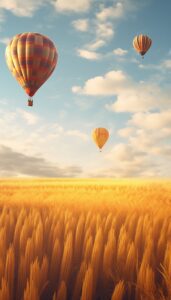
left=133, top=34, right=152, bottom=58
left=5, top=32, right=58, bottom=106
left=92, top=128, right=109, bottom=152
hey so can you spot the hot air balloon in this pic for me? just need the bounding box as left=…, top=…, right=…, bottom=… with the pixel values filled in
left=5, top=32, right=58, bottom=106
left=133, top=34, right=152, bottom=58
left=92, top=128, right=109, bottom=152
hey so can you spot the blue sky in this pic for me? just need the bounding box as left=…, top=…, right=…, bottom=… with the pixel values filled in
left=0, top=0, right=171, bottom=177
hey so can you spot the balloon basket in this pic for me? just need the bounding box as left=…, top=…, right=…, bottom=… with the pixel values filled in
left=28, top=99, right=33, bottom=106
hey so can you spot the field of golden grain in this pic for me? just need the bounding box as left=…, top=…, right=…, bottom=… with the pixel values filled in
left=0, top=179, right=171, bottom=300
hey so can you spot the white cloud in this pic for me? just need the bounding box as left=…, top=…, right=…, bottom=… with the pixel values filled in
left=73, top=70, right=127, bottom=95
left=100, top=125, right=170, bottom=178
left=72, top=70, right=129, bottom=95
left=96, top=0, right=143, bottom=22
left=53, top=0, right=92, bottom=13
left=72, top=19, right=89, bottom=32
left=87, top=39, right=106, bottom=50
left=126, top=127, right=171, bottom=156
left=154, top=146, right=171, bottom=157
left=75, top=23, right=111, bottom=59
left=90, top=152, right=160, bottom=178
left=66, top=130, right=89, bottom=141
left=0, top=0, right=47, bottom=17
left=0, top=37, right=11, bottom=45
left=0, top=0, right=92, bottom=17
left=129, top=110, right=171, bottom=130
left=113, top=48, right=128, bottom=56
left=106, top=88, right=158, bottom=113
left=0, top=106, right=90, bottom=168
left=138, top=58, right=171, bottom=72
left=161, top=59, right=171, bottom=69
left=77, top=49, right=102, bottom=60
left=96, top=2, right=124, bottom=21
left=104, top=107, right=171, bottom=177
left=0, top=103, right=170, bottom=178
left=118, top=127, right=134, bottom=137
left=72, top=69, right=171, bottom=112
left=72, top=86, right=82, bottom=93
left=96, top=22, right=114, bottom=39
left=72, top=1, right=144, bottom=61
left=106, top=143, right=145, bottom=162
left=17, top=109, right=39, bottom=125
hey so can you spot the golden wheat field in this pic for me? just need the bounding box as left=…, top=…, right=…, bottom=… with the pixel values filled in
left=0, top=179, right=171, bottom=300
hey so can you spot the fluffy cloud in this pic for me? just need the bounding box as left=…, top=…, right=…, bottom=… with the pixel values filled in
left=0, top=0, right=47, bottom=17
left=139, top=59, right=171, bottom=72
left=154, top=146, right=171, bottom=157
left=72, top=69, right=171, bottom=112
left=72, top=19, right=89, bottom=32
left=126, top=128, right=171, bottom=158
left=89, top=155, right=160, bottom=178
left=161, top=59, right=171, bottom=69
left=66, top=130, right=89, bottom=141
left=17, top=109, right=39, bottom=125
left=96, top=22, right=114, bottom=39
left=124, top=111, right=171, bottom=158
left=96, top=0, right=143, bottom=23
left=0, top=145, right=82, bottom=177
left=0, top=0, right=92, bottom=17
left=72, top=70, right=128, bottom=95
left=53, top=0, right=92, bottom=13
left=113, top=48, right=128, bottom=56
left=77, top=49, right=102, bottom=60
left=71, top=62, right=171, bottom=177
left=118, top=127, right=134, bottom=137
left=87, top=39, right=106, bottom=50
left=106, top=143, right=145, bottom=162
left=0, top=107, right=89, bottom=162
left=0, top=106, right=93, bottom=177
left=129, top=110, right=171, bottom=130
left=105, top=108, right=171, bottom=177
left=96, top=2, right=124, bottom=21
left=0, top=37, right=11, bottom=45
left=73, top=1, right=144, bottom=60
left=100, top=133, right=170, bottom=178
left=75, top=22, right=113, bottom=60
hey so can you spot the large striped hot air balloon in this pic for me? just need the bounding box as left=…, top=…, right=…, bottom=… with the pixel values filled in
left=5, top=32, right=58, bottom=106
left=133, top=34, right=152, bottom=58
left=92, top=128, right=109, bottom=152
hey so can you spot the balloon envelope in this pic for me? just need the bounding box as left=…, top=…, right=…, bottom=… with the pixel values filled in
left=92, top=128, right=109, bottom=150
left=5, top=32, right=58, bottom=99
left=133, top=34, right=152, bottom=56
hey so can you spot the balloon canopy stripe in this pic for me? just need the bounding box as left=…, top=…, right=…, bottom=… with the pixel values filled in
left=133, top=34, right=152, bottom=57
left=5, top=32, right=58, bottom=97
left=92, top=128, right=109, bottom=150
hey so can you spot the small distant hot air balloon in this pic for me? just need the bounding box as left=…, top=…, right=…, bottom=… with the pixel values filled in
left=133, top=34, right=152, bottom=58
left=92, top=128, right=109, bottom=152
left=5, top=32, right=58, bottom=106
